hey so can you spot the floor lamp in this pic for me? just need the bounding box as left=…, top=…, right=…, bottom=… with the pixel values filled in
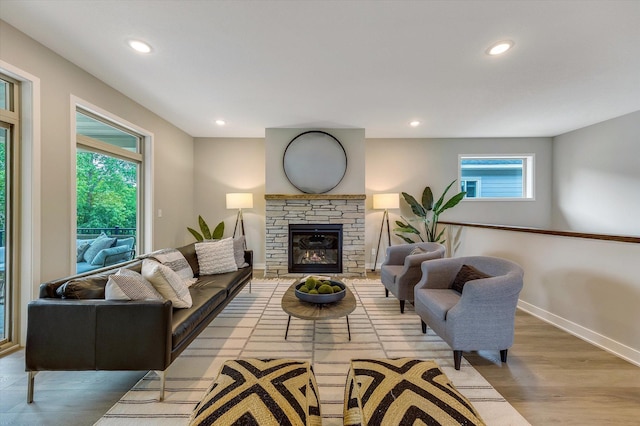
left=372, top=193, right=399, bottom=272
left=226, top=193, right=253, bottom=248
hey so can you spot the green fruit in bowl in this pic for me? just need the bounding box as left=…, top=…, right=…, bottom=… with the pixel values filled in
left=332, top=285, right=342, bottom=293
left=318, top=284, right=334, bottom=294
left=305, top=277, right=318, bottom=290
left=308, top=289, right=319, bottom=294
left=298, top=286, right=309, bottom=293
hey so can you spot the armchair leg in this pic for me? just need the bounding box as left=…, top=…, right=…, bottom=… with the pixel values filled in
left=421, top=320, right=427, bottom=334
left=500, top=349, right=508, bottom=363
left=399, top=300, right=405, bottom=313
left=453, top=351, right=463, bottom=370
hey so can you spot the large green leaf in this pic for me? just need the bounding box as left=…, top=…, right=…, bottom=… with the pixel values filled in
left=433, top=180, right=457, bottom=212
left=421, top=186, right=434, bottom=211
left=394, top=220, right=421, bottom=235
left=199, top=215, right=212, bottom=240
left=187, top=227, right=203, bottom=242
left=401, top=192, right=426, bottom=218
left=396, top=234, right=417, bottom=244
left=212, top=221, right=225, bottom=239
left=436, top=191, right=466, bottom=215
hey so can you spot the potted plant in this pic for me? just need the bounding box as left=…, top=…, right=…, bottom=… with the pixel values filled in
left=188, top=215, right=225, bottom=241
left=394, top=180, right=466, bottom=244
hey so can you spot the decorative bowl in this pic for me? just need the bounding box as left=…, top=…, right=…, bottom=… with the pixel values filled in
left=295, top=279, right=346, bottom=304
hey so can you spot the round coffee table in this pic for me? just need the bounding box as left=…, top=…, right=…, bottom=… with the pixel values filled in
left=281, top=281, right=356, bottom=340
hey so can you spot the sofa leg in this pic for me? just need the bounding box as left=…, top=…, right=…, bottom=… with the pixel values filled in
left=399, top=300, right=405, bottom=313
left=27, top=371, right=37, bottom=403
left=453, top=351, right=463, bottom=370
left=385, top=289, right=389, bottom=298
left=500, top=349, right=508, bottom=363
left=421, top=320, right=427, bottom=334
left=155, top=370, right=166, bottom=401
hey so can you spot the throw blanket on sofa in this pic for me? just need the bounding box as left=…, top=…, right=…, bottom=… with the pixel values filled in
left=145, top=248, right=197, bottom=286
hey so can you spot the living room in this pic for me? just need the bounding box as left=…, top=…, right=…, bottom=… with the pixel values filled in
left=1, top=1, right=639, bottom=425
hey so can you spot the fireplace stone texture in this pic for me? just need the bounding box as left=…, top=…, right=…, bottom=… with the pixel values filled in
left=265, top=194, right=366, bottom=277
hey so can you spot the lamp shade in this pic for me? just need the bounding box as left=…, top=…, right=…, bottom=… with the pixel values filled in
left=373, top=193, right=399, bottom=210
left=226, top=193, right=253, bottom=209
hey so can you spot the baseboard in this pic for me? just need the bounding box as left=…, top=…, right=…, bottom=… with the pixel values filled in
left=518, top=300, right=640, bottom=367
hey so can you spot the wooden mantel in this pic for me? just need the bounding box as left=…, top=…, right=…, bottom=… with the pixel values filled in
left=265, top=194, right=366, bottom=200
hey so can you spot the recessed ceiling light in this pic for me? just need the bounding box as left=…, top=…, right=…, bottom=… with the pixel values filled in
left=409, top=120, right=421, bottom=127
left=128, top=39, right=152, bottom=54
left=215, top=120, right=226, bottom=126
left=486, top=40, right=514, bottom=56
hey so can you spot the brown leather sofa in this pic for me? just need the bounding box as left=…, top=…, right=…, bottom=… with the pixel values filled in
left=25, top=243, right=253, bottom=402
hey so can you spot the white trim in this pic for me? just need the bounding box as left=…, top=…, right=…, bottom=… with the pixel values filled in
left=459, top=153, right=535, bottom=200
left=0, top=60, right=42, bottom=347
left=518, top=300, right=640, bottom=367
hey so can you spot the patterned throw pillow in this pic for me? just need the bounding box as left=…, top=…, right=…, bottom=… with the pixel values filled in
left=105, top=268, right=163, bottom=301
left=451, top=264, right=492, bottom=293
left=141, top=259, right=193, bottom=308
left=195, top=238, right=238, bottom=275
left=148, top=248, right=197, bottom=286
left=83, top=234, right=116, bottom=263
left=76, top=240, right=92, bottom=263
left=233, top=236, right=249, bottom=268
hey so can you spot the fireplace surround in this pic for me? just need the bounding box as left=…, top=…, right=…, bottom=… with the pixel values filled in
left=264, top=194, right=366, bottom=277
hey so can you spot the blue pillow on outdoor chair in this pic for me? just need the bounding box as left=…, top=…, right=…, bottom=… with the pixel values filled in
left=91, top=245, right=132, bottom=266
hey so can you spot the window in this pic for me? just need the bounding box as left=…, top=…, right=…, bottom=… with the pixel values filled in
left=75, top=109, right=144, bottom=273
left=0, top=74, right=19, bottom=346
left=459, top=155, right=534, bottom=199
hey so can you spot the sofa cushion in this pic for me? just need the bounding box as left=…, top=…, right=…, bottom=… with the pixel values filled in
left=171, top=286, right=227, bottom=350
left=415, top=289, right=461, bottom=321
left=91, top=245, right=132, bottom=266
left=142, top=259, right=193, bottom=308
left=105, top=268, right=163, bottom=301
left=83, top=234, right=116, bottom=263
left=193, top=267, right=252, bottom=296
left=196, top=238, right=238, bottom=275
left=451, top=264, right=492, bottom=293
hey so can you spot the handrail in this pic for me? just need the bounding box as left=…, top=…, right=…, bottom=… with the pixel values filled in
left=439, top=221, right=640, bottom=244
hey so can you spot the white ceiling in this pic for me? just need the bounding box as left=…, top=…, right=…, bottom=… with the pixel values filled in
left=2, top=0, right=639, bottom=138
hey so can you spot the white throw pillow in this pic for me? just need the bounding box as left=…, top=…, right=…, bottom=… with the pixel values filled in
left=233, top=236, right=249, bottom=268
left=196, top=238, right=238, bottom=275
left=142, top=259, right=193, bottom=308
left=147, top=248, right=197, bottom=287
left=105, top=268, right=163, bottom=301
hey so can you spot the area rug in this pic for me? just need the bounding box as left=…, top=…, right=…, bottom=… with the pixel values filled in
left=96, top=278, right=530, bottom=426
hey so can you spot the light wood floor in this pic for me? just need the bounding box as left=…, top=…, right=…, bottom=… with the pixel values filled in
left=1, top=297, right=638, bottom=425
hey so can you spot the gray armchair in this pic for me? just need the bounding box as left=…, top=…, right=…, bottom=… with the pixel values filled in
left=380, top=242, right=446, bottom=313
left=414, top=256, right=524, bottom=369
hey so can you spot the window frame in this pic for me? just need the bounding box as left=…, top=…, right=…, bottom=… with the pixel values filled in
left=458, top=154, right=535, bottom=201
left=71, top=98, right=153, bottom=274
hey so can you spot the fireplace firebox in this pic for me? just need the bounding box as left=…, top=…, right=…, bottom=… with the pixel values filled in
left=288, top=224, right=343, bottom=274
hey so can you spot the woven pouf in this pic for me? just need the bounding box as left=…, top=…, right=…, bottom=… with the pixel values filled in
left=189, top=358, right=322, bottom=426
left=344, top=358, right=485, bottom=426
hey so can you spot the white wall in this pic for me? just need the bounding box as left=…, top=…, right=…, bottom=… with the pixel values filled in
left=365, top=137, right=552, bottom=268
left=193, top=138, right=266, bottom=267
left=552, top=111, right=640, bottom=236
left=265, top=128, right=366, bottom=195
left=0, top=22, right=195, bottom=287
left=452, top=225, right=640, bottom=366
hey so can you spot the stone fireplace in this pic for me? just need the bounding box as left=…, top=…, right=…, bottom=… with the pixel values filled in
left=264, top=194, right=365, bottom=277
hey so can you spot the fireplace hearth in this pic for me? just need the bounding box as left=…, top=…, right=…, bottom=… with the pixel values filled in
left=288, top=224, right=343, bottom=274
